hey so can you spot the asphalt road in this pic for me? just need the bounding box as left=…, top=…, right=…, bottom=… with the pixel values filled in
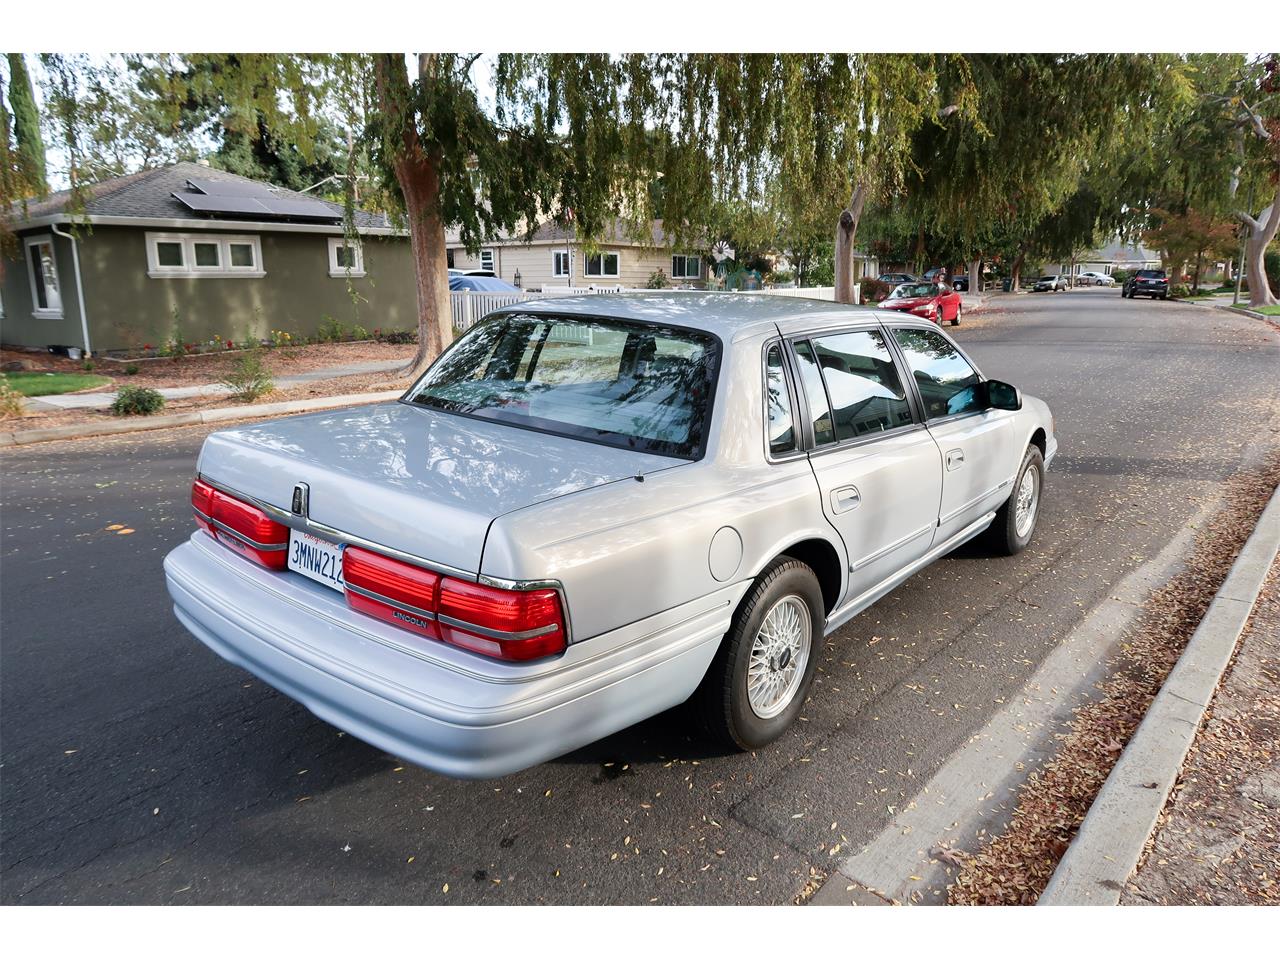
left=3, top=290, right=1278, bottom=905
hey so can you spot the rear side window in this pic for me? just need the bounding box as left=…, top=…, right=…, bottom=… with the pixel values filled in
left=892, top=328, right=984, bottom=420
left=407, top=314, right=720, bottom=459
left=791, top=340, right=835, bottom=445
left=809, top=330, right=913, bottom=439
left=765, top=343, right=796, bottom=456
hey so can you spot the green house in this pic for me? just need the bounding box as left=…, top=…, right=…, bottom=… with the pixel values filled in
left=1, top=162, right=417, bottom=355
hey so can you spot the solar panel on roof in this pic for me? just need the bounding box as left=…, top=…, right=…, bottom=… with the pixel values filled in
left=173, top=193, right=272, bottom=215
left=185, top=177, right=274, bottom=198
left=259, top=197, right=341, bottom=220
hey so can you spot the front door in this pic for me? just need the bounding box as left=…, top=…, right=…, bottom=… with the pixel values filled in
left=789, top=328, right=943, bottom=607
left=890, top=325, right=1017, bottom=542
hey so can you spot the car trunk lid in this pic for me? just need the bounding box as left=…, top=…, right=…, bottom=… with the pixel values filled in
left=196, top=401, right=675, bottom=575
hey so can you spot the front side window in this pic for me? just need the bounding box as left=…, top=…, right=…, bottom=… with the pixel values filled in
left=584, top=252, right=620, bottom=277
left=672, top=254, right=700, bottom=279
left=765, top=343, right=796, bottom=456
left=406, top=315, right=721, bottom=459
left=552, top=250, right=570, bottom=278
left=25, top=237, right=63, bottom=316
left=810, top=330, right=913, bottom=439
left=892, top=327, right=984, bottom=420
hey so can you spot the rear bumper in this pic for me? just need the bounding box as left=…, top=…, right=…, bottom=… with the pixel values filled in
left=165, top=533, right=737, bottom=778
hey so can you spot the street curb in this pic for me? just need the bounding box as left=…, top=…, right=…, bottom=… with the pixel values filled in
left=1038, top=480, right=1280, bottom=906
left=0, top=390, right=403, bottom=448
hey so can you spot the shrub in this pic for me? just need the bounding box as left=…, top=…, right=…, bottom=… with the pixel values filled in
left=646, top=269, right=671, bottom=289
left=1111, top=269, right=1133, bottom=285
left=270, top=329, right=293, bottom=348
left=0, top=381, right=25, bottom=419
left=1170, top=283, right=1191, bottom=299
left=124, top=363, right=140, bottom=376
left=379, top=329, right=417, bottom=344
left=349, top=324, right=369, bottom=341
left=859, top=278, right=894, bottom=303
left=317, top=315, right=344, bottom=343
left=82, top=359, right=95, bottom=372
left=220, top=350, right=275, bottom=402
left=112, top=385, right=165, bottom=416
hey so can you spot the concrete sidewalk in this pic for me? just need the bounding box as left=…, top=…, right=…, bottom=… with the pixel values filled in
left=27, top=358, right=405, bottom=411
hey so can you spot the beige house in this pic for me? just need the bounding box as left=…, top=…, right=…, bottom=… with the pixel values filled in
left=446, top=219, right=709, bottom=291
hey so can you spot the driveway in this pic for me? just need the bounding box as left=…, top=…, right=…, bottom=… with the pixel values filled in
left=3, top=289, right=1278, bottom=904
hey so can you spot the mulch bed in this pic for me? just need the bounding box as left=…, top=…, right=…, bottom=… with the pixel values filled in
left=946, top=451, right=1280, bottom=905
left=1121, top=557, right=1280, bottom=905
left=1, top=341, right=415, bottom=390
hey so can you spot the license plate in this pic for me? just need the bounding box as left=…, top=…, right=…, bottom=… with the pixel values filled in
left=288, top=530, right=345, bottom=592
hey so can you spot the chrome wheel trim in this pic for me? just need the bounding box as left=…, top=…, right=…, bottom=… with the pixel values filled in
left=1014, top=463, right=1040, bottom=538
left=746, top=595, right=812, bottom=720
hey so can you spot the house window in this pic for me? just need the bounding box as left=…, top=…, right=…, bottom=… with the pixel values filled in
left=327, top=237, right=366, bottom=277
left=25, top=235, right=64, bottom=318
left=447, top=249, right=455, bottom=269
left=584, top=251, right=620, bottom=278
left=672, top=254, right=700, bottom=279
left=553, top=250, right=571, bottom=278
left=480, top=249, right=495, bottom=272
left=146, top=233, right=264, bottom=278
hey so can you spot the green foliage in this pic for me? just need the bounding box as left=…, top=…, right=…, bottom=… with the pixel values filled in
left=124, top=363, right=140, bottom=376
left=1267, top=250, right=1280, bottom=291
left=220, top=349, right=275, bottom=402
left=349, top=324, right=369, bottom=341
left=646, top=269, right=671, bottom=289
left=82, top=359, right=95, bottom=372
left=1170, top=283, right=1192, bottom=298
left=316, top=315, right=344, bottom=343
left=6, top=54, right=47, bottom=194
left=112, top=385, right=165, bottom=416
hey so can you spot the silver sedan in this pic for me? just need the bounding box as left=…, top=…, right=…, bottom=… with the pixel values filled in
left=165, top=294, right=1056, bottom=777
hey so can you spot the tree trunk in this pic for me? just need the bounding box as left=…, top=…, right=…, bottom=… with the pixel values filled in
left=374, top=53, right=453, bottom=378
left=1192, top=247, right=1204, bottom=295
left=834, top=182, right=868, bottom=304
left=967, top=259, right=981, bottom=294
left=1010, top=250, right=1026, bottom=291
left=1239, top=195, right=1280, bottom=308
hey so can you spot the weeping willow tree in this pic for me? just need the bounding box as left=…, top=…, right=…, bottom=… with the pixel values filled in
left=10, top=53, right=979, bottom=370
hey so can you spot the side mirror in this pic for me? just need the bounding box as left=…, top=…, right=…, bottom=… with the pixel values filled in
left=984, top=379, right=1022, bottom=411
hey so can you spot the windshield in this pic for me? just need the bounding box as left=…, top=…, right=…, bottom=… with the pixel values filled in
left=405, top=314, right=721, bottom=459
left=891, top=283, right=939, bottom=299
left=1136, top=269, right=1166, bottom=278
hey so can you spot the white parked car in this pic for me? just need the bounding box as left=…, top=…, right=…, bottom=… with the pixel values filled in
left=1078, top=271, right=1115, bottom=286
left=165, top=295, right=1057, bottom=778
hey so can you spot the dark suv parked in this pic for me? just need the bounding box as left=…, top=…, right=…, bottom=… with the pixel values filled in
left=1123, top=269, right=1169, bottom=300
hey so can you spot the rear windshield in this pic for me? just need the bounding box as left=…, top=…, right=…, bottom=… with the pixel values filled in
left=405, top=314, right=721, bottom=459
left=1136, top=269, right=1166, bottom=278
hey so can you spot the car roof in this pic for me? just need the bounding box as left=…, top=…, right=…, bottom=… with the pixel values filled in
left=484, top=292, right=885, bottom=342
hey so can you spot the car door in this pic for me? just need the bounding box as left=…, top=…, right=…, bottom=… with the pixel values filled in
left=787, top=327, right=944, bottom=606
left=889, top=324, right=1018, bottom=543
left=938, top=282, right=960, bottom=321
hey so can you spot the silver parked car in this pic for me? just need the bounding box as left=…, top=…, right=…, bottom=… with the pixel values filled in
left=165, top=295, right=1057, bottom=778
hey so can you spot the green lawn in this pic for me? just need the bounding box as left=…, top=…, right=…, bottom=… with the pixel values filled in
left=0, top=371, right=113, bottom=396
left=1231, top=303, right=1280, bottom=316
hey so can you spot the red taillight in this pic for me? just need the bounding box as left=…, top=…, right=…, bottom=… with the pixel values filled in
left=343, top=546, right=442, bottom=640
left=192, top=479, right=215, bottom=533
left=341, top=548, right=566, bottom=662
left=439, top=579, right=566, bottom=661
left=192, top=479, right=288, bottom=569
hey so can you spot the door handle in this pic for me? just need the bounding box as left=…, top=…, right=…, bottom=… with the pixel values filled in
left=946, top=448, right=965, bottom=471
left=831, top=485, right=861, bottom=514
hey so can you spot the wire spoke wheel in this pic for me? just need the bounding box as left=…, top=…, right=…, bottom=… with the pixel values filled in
left=1014, top=463, right=1040, bottom=537
left=746, top=595, right=812, bottom=719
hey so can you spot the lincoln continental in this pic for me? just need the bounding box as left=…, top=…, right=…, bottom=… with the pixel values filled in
left=164, top=294, right=1056, bottom=778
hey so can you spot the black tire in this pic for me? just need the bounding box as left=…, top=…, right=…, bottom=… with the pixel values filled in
left=984, top=445, right=1044, bottom=556
left=691, top=557, right=824, bottom=750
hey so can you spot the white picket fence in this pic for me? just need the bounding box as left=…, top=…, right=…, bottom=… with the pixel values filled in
left=450, top=284, right=856, bottom=332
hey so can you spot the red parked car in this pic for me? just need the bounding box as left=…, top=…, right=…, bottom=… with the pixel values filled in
left=877, top=281, right=963, bottom=326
